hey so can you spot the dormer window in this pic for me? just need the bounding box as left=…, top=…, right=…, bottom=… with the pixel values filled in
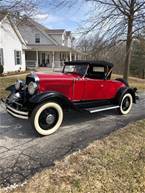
left=35, top=34, right=40, bottom=43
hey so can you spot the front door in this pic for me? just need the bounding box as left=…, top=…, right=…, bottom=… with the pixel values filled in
left=83, top=78, right=106, bottom=100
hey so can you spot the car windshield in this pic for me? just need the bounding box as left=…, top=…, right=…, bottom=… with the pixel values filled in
left=63, top=65, right=88, bottom=76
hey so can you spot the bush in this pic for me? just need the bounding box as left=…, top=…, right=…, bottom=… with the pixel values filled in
left=0, top=65, right=4, bottom=74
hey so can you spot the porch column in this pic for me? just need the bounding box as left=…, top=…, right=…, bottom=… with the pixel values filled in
left=70, top=51, right=72, bottom=61
left=36, top=50, right=39, bottom=67
left=52, top=51, right=55, bottom=70
left=75, top=53, right=77, bottom=61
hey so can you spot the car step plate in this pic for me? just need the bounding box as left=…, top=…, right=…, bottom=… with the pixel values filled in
left=85, top=105, right=120, bottom=113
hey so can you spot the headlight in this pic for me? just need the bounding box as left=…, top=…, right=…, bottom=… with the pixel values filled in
left=28, top=82, right=38, bottom=95
left=15, top=80, right=22, bottom=90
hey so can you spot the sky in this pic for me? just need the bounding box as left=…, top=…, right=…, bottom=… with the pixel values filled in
left=33, top=1, right=94, bottom=38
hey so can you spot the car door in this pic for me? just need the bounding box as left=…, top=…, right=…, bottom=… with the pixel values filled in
left=83, top=78, right=106, bottom=101
left=82, top=66, right=107, bottom=101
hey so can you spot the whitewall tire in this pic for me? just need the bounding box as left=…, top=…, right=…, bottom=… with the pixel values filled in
left=31, top=102, right=63, bottom=136
left=119, top=93, right=133, bottom=115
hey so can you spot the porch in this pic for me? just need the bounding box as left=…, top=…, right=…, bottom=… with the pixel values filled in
left=25, top=45, right=85, bottom=70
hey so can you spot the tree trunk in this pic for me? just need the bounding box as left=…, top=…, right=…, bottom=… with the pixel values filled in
left=123, top=0, right=135, bottom=82
left=123, top=17, right=133, bottom=81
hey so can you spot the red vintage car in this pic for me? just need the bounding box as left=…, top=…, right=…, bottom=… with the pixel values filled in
left=3, top=60, right=138, bottom=136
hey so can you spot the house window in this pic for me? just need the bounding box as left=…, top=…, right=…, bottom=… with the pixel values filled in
left=35, top=34, right=40, bottom=43
left=0, top=48, right=4, bottom=65
left=15, top=51, right=21, bottom=65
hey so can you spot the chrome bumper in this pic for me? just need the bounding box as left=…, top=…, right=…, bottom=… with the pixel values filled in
left=1, top=98, right=29, bottom=120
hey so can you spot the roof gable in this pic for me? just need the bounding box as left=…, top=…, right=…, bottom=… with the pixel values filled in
left=25, top=18, right=59, bottom=45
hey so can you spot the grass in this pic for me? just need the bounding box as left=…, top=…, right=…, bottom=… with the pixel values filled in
left=1, top=119, right=145, bottom=193
left=112, top=74, right=145, bottom=91
left=0, top=73, right=145, bottom=99
left=0, top=75, right=26, bottom=98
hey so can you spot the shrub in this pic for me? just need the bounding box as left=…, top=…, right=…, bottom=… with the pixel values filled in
left=0, top=65, right=4, bottom=74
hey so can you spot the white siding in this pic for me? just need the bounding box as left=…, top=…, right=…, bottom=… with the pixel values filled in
left=18, top=24, right=55, bottom=45
left=67, top=36, right=72, bottom=47
left=0, top=18, right=25, bottom=73
left=50, top=34, right=62, bottom=45
left=63, top=33, right=72, bottom=48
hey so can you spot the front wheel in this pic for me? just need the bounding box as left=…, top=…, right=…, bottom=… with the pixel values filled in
left=118, top=93, right=133, bottom=115
left=31, top=102, right=63, bottom=136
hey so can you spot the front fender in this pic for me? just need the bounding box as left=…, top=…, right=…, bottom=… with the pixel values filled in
left=29, top=91, right=75, bottom=110
left=5, top=84, right=15, bottom=93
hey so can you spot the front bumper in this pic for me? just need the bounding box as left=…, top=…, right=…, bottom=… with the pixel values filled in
left=1, top=97, right=29, bottom=120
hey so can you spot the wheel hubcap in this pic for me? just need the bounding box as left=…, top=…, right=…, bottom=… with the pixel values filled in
left=46, top=114, right=55, bottom=125
left=38, top=108, right=58, bottom=130
left=122, top=97, right=130, bottom=111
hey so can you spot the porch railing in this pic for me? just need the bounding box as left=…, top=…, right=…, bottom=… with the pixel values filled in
left=26, top=60, right=36, bottom=69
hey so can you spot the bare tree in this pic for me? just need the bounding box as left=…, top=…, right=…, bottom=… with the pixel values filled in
left=77, top=34, right=126, bottom=74
left=48, top=0, right=145, bottom=81
left=0, top=0, right=39, bottom=17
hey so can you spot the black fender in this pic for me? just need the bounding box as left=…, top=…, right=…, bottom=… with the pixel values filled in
left=115, top=86, right=137, bottom=105
left=5, top=84, right=15, bottom=93
left=28, top=91, right=75, bottom=111
left=115, top=78, right=129, bottom=87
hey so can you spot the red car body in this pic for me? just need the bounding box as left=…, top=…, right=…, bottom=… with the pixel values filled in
left=36, top=72, right=125, bottom=101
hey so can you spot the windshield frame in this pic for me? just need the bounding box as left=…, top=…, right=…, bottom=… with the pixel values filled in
left=62, top=64, right=89, bottom=77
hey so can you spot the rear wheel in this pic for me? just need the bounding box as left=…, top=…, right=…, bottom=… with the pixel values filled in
left=31, top=102, right=63, bottom=136
left=118, top=93, right=133, bottom=115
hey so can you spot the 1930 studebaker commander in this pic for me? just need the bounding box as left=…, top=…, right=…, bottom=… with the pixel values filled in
left=2, top=61, right=138, bottom=136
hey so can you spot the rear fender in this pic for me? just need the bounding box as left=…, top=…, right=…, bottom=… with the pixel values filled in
left=115, top=86, right=137, bottom=105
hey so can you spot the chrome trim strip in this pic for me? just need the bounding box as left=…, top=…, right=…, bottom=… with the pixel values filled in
left=89, top=106, right=120, bottom=113
left=7, top=105, right=28, bottom=115
left=7, top=109, right=28, bottom=119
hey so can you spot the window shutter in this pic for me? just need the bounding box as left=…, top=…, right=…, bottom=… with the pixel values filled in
left=14, top=50, right=17, bottom=65
left=20, top=51, right=22, bottom=65
left=0, top=48, right=4, bottom=65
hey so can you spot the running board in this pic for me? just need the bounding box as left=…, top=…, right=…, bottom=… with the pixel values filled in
left=85, top=105, right=120, bottom=113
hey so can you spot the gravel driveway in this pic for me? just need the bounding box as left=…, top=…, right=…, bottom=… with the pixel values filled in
left=0, top=92, right=145, bottom=187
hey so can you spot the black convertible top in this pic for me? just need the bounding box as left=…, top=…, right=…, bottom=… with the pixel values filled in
left=64, top=60, right=113, bottom=68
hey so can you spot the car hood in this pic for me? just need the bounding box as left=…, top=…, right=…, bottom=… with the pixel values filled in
left=35, top=72, right=81, bottom=80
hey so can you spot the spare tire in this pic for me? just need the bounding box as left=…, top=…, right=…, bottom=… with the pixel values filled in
left=115, top=78, right=129, bottom=87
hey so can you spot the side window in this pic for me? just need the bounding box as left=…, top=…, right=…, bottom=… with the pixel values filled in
left=35, top=33, right=40, bottom=43
left=0, top=48, right=4, bottom=65
left=15, top=51, right=21, bottom=65
left=93, top=67, right=104, bottom=72
left=87, top=66, right=105, bottom=79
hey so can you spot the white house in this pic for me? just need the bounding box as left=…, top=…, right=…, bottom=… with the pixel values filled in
left=0, top=13, right=26, bottom=73
left=0, top=12, right=85, bottom=73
